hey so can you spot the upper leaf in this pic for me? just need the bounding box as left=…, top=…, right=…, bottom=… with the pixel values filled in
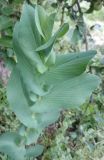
left=35, top=5, right=55, bottom=40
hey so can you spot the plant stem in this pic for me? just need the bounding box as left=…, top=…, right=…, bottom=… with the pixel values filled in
left=60, top=5, right=65, bottom=26
left=76, top=0, right=88, bottom=51
left=26, top=0, right=31, bottom=4
left=84, top=27, right=88, bottom=51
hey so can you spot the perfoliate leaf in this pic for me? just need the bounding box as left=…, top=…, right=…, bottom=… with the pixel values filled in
left=0, top=132, right=25, bottom=160
left=7, top=68, right=41, bottom=128
left=32, top=73, right=99, bottom=112
left=0, top=132, right=44, bottom=159
left=41, top=50, right=97, bottom=84
left=26, top=144, right=44, bottom=158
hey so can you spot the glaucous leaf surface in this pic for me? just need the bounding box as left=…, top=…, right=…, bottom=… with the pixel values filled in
left=7, top=3, right=100, bottom=131
left=0, top=132, right=44, bottom=160
left=1, top=2, right=100, bottom=159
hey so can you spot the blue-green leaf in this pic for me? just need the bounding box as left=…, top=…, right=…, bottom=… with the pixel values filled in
left=26, top=144, right=44, bottom=158
left=0, top=132, right=25, bottom=160
left=35, top=5, right=56, bottom=40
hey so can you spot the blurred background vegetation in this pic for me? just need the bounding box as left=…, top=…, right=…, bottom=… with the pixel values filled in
left=0, top=0, right=104, bottom=159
